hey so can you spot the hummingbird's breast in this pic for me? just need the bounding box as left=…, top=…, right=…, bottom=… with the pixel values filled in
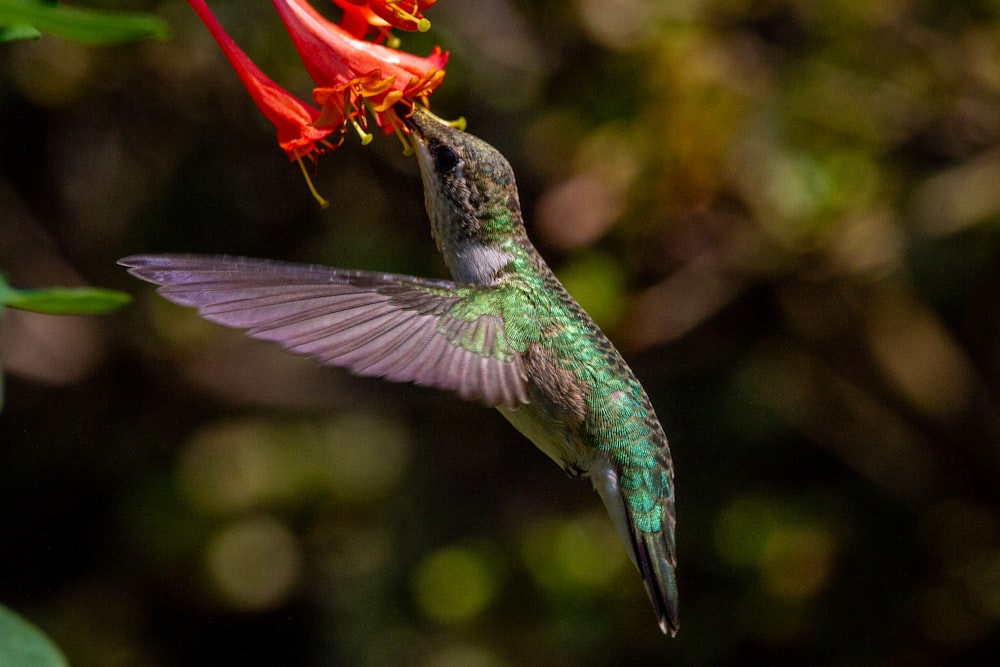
left=496, top=340, right=595, bottom=475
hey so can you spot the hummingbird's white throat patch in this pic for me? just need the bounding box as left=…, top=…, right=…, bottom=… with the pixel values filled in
left=450, top=242, right=514, bottom=285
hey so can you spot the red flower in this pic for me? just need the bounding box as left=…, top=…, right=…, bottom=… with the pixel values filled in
left=332, top=0, right=437, bottom=33
left=185, top=1, right=447, bottom=203
left=332, top=0, right=390, bottom=40
left=186, top=0, right=334, bottom=162
left=273, top=0, right=447, bottom=139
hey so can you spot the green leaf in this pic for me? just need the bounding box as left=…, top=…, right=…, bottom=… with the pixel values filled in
left=0, top=22, right=41, bottom=41
left=0, top=274, right=131, bottom=314
left=0, top=603, right=69, bottom=667
left=0, top=0, right=169, bottom=44
left=4, top=287, right=132, bottom=314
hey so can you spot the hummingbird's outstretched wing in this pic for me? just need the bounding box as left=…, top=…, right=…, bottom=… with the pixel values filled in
left=120, top=254, right=529, bottom=408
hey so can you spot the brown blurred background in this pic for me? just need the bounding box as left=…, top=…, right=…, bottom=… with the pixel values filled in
left=2, top=1, right=1000, bottom=664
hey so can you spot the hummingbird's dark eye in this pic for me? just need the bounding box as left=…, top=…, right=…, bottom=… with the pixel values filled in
left=434, top=146, right=459, bottom=172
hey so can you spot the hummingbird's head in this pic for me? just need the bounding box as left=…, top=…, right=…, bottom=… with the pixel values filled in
left=401, top=105, right=525, bottom=285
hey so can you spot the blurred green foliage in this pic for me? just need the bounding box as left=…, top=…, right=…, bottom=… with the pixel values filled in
left=0, top=272, right=130, bottom=410
left=1, top=1, right=1000, bottom=665
left=0, top=603, right=68, bottom=667
left=0, top=0, right=169, bottom=43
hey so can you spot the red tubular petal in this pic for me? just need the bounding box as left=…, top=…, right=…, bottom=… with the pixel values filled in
left=274, top=0, right=446, bottom=92
left=186, top=0, right=332, bottom=159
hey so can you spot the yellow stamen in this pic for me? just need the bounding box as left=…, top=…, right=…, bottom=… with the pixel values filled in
left=350, top=115, right=374, bottom=145
left=392, top=121, right=414, bottom=156
left=295, top=155, right=330, bottom=209
left=389, top=1, right=431, bottom=32
left=384, top=31, right=401, bottom=49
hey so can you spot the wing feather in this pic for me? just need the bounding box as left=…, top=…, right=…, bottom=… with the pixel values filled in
left=121, top=254, right=529, bottom=408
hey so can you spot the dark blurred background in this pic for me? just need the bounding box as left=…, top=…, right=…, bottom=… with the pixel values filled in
left=3, top=1, right=1000, bottom=664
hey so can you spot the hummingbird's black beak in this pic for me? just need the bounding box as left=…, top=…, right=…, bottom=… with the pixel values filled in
left=396, top=103, right=454, bottom=142
left=394, top=102, right=421, bottom=135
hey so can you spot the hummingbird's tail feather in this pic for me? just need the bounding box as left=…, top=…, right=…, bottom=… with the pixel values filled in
left=592, top=458, right=679, bottom=636
left=633, top=525, right=680, bottom=636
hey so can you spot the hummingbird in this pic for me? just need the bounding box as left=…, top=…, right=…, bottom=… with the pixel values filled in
left=120, top=105, right=679, bottom=635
